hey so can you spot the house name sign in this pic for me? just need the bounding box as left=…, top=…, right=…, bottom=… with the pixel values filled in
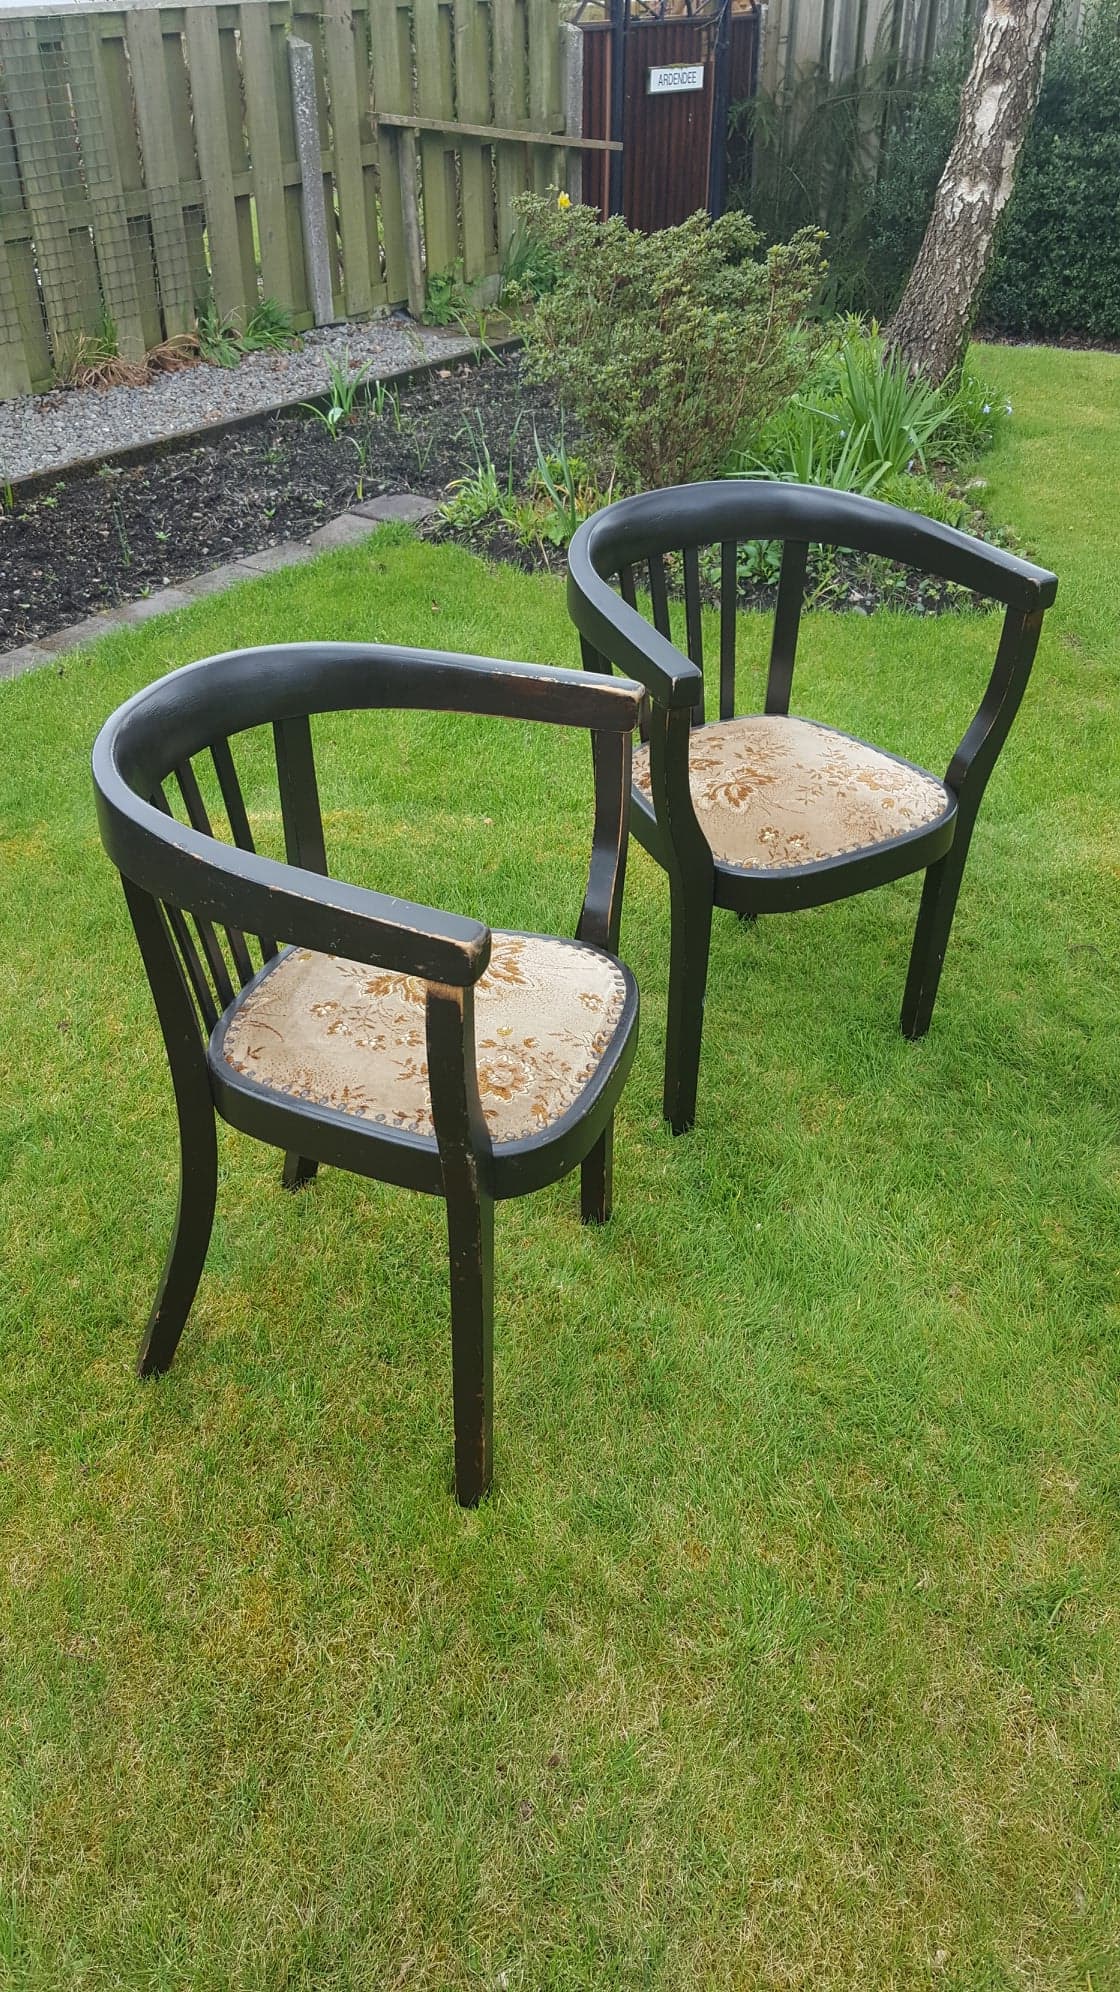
left=647, top=63, right=705, bottom=95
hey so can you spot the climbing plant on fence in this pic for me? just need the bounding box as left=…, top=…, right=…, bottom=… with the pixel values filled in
left=0, top=0, right=586, bottom=399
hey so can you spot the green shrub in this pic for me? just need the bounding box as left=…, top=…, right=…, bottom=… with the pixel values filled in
left=512, top=194, right=824, bottom=491
left=982, top=2, right=1120, bottom=339
left=742, top=1, right=1120, bottom=341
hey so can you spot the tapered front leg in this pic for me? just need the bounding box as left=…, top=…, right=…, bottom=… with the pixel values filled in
left=663, top=875, right=713, bottom=1135
left=446, top=1184, right=495, bottom=1506
left=901, top=828, right=971, bottom=1041
left=137, top=1091, right=218, bottom=1378
left=282, top=1152, right=318, bottom=1191
left=581, top=1118, right=613, bottom=1225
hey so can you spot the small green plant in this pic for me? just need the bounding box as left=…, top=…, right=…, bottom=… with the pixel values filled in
left=58, top=312, right=151, bottom=390
left=97, top=463, right=131, bottom=566
left=371, top=378, right=402, bottom=430
left=424, top=262, right=475, bottom=328
left=521, top=432, right=609, bottom=549
left=412, top=431, right=436, bottom=479
left=499, top=222, right=560, bottom=304
left=938, top=367, right=1012, bottom=463
left=241, top=298, right=296, bottom=353
left=513, top=194, right=824, bottom=491
left=196, top=297, right=297, bottom=368
left=301, top=353, right=372, bottom=438
left=438, top=414, right=519, bottom=529
left=735, top=322, right=1009, bottom=497
left=195, top=300, right=242, bottom=369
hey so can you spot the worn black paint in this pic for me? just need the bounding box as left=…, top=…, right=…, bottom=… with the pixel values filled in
left=568, top=481, right=1057, bottom=1132
left=93, top=643, right=646, bottom=1507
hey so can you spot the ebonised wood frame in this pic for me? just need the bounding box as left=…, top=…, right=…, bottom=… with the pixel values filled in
left=93, top=643, right=646, bottom=1505
left=568, top=482, right=1058, bottom=1133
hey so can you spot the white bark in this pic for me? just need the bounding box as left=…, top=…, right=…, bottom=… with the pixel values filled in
left=887, top=0, right=1060, bottom=382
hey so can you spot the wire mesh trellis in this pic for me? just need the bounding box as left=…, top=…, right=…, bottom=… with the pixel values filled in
left=0, top=0, right=569, bottom=402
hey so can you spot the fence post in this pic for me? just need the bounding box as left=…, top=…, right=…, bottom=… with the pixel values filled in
left=398, top=130, right=427, bottom=321
left=608, top=0, right=626, bottom=216
left=562, top=22, right=584, bottom=205
left=288, top=36, right=335, bottom=326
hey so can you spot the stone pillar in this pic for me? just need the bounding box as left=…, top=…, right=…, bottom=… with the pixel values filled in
left=287, top=37, right=336, bottom=327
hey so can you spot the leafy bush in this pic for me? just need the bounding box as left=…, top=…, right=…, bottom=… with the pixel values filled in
left=512, top=195, right=824, bottom=491
left=983, top=1, right=1120, bottom=339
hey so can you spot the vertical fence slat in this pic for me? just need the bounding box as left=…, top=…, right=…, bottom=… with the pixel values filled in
left=163, top=18, right=207, bottom=302
left=292, top=0, right=343, bottom=314
left=184, top=6, right=249, bottom=321
left=453, top=0, right=490, bottom=282
left=271, top=0, right=311, bottom=322
left=239, top=1, right=296, bottom=308
left=94, top=20, right=163, bottom=351
left=126, top=10, right=195, bottom=334
left=217, top=12, right=260, bottom=313
left=0, top=30, right=46, bottom=390
left=367, top=0, right=409, bottom=306
left=62, top=16, right=147, bottom=359
left=526, top=0, right=561, bottom=196
left=490, top=0, right=529, bottom=261
left=350, top=0, right=388, bottom=307
left=0, top=241, right=31, bottom=398
left=322, top=0, right=373, bottom=315
left=0, top=20, right=82, bottom=365
left=414, top=0, right=458, bottom=283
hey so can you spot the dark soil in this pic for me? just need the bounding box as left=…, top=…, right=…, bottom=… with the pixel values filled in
left=1, top=349, right=1008, bottom=650
left=0, top=353, right=561, bottom=650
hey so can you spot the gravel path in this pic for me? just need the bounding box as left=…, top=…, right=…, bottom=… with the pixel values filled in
left=0, top=317, right=477, bottom=485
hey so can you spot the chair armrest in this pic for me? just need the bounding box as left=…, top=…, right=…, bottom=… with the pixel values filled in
left=94, top=776, right=490, bottom=987
left=575, top=483, right=1058, bottom=615
left=567, top=521, right=704, bottom=710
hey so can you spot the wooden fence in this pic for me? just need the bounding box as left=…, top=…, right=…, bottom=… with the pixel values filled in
left=759, top=0, right=1088, bottom=88
left=0, top=0, right=587, bottom=397
left=758, top=0, right=980, bottom=93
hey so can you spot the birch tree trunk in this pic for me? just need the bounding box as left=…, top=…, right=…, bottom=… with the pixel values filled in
left=887, top=0, right=1060, bottom=382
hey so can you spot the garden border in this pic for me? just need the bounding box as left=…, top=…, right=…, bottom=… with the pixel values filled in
left=0, top=493, right=439, bottom=683
left=5, top=331, right=520, bottom=501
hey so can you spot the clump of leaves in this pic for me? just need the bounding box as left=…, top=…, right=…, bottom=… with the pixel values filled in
left=424, top=262, right=477, bottom=327
left=512, top=194, right=824, bottom=491
left=499, top=222, right=559, bottom=303
left=58, top=315, right=148, bottom=391
left=735, top=320, right=1010, bottom=493
left=196, top=297, right=297, bottom=368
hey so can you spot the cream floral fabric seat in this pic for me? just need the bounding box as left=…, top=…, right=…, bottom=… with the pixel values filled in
left=218, top=931, right=629, bottom=1145
left=632, top=714, right=951, bottom=873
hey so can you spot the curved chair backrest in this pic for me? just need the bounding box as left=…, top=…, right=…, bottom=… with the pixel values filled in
left=568, top=482, right=1059, bottom=738
left=93, top=642, right=646, bottom=1041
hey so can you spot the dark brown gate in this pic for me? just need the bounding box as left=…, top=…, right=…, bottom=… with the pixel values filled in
left=581, top=6, right=760, bottom=230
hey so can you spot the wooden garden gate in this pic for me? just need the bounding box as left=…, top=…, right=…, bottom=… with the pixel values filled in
left=580, top=2, right=760, bottom=229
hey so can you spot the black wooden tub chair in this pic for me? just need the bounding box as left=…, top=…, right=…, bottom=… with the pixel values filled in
left=92, top=643, right=645, bottom=1504
left=567, top=483, right=1058, bottom=1133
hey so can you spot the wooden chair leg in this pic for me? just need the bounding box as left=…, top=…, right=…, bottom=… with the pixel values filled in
left=137, top=1093, right=218, bottom=1378
left=581, top=1118, right=613, bottom=1225
left=446, top=1184, right=495, bottom=1506
left=663, top=879, right=713, bottom=1136
left=282, top=1152, right=318, bottom=1191
left=900, top=830, right=972, bottom=1040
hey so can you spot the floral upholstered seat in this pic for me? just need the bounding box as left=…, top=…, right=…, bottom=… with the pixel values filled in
left=569, top=479, right=1056, bottom=1130
left=632, top=715, right=951, bottom=874
left=218, top=932, right=629, bottom=1144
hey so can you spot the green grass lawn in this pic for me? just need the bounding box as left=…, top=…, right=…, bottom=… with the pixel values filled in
left=1, top=344, right=1117, bottom=1989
